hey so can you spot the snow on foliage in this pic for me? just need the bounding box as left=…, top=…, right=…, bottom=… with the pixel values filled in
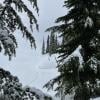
left=0, top=0, right=38, bottom=59
left=87, top=57, right=98, bottom=74
left=0, top=21, right=17, bottom=60
left=84, top=16, right=93, bottom=28
left=90, top=97, right=100, bottom=100
left=0, top=68, right=52, bottom=100
left=23, top=86, right=52, bottom=100
left=62, top=45, right=84, bottom=70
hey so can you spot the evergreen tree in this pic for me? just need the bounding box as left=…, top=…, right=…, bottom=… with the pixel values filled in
left=55, top=35, right=59, bottom=50
left=49, top=33, right=54, bottom=55
left=42, top=38, right=45, bottom=54
left=45, top=34, right=59, bottom=55
left=0, top=68, right=52, bottom=100
left=46, top=35, right=50, bottom=53
left=49, top=33, right=56, bottom=55
left=0, top=0, right=39, bottom=60
left=45, top=0, right=100, bottom=100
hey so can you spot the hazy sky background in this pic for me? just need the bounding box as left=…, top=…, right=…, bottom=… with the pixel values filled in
left=0, top=0, right=65, bottom=95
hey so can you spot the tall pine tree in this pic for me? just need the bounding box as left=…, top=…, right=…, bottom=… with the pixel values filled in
left=45, top=0, right=100, bottom=100
left=55, top=35, right=59, bottom=50
left=42, top=38, right=45, bottom=54
left=46, top=35, right=50, bottom=53
left=49, top=33, right=55, bottom=54
left=45, top=34, right=59, bottom=55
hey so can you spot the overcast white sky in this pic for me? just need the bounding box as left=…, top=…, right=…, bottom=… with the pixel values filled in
left=0, top=0, right=65, bottom=95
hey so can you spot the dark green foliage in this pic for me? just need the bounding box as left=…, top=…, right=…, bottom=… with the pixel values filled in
left=45, top=0, right=100, bottom=100
left=42, top=38, right=45, bottom=54
left=45, top=34, right=59, bottom=55
left=0, top=0, right=39, bottom=59
left=49, top=33, right=56, bottom=54
left=55, top=35, right=58, bottom=48
left=46, top=35, right=50, bottom=53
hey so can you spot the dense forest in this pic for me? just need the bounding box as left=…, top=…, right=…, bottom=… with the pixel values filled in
left=42, top=34, right=59, bottom=55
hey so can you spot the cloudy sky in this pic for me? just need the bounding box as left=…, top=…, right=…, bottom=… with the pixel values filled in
left=0, top=0, right=65, bottom=95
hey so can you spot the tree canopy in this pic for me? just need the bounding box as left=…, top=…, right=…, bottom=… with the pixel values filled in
left=45, top=0, right=100, bottom=100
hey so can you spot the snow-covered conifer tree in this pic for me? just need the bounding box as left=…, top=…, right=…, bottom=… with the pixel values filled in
left=45, top=0, right=100, bottom=100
